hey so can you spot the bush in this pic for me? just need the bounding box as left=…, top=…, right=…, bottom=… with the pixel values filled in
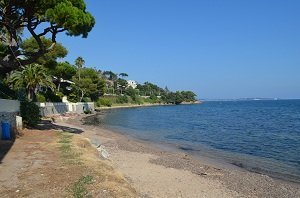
left=44, top=90, right=62, bottom=102
left=84, top=109, right=92, bottom=114
left=116, top=95, right=128, bottom=104
left=82, top=97, right=92, bottom=102
left=56, top=92, right=64, bottom=99
left=20, top=101, right=41, bottom=127
left=36, top=93, right=46, bottom=102
left=96, top=98, right=112, bottom=107
left=67, top=93, right=79, bottom=103
left=131, top=96, right=143, bottom=105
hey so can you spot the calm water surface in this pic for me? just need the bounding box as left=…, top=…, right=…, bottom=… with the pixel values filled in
left=95, top=100, right=300, bottom=182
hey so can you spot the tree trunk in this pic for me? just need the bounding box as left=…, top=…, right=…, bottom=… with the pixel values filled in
left=58, top=81, right=61, bottom=92
left=27, top=88, right=34, bottom=101
left=80, top=90, right=84, bottom=102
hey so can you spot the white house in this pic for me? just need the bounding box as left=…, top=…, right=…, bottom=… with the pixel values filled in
left=127, top=80, right=137, bottom=89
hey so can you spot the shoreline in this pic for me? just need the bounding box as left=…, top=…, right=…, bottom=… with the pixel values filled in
left=59, top=114, right=300, bottom=197
left=95, top=100, right=201, bottom=110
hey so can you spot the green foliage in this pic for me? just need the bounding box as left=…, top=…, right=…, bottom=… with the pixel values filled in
left=102, top=71, right=118, bottom=81
left=7, top=64, right=55, bottom=101
left=119, top=73, right=128, bottom=78
left=0, top=80, right=16, bottom=99
left=0, top=0, right=95, bottom=73
left=136, top=82, right=164, bottom=96
left=83, top=109, right=92, bottom=114
left=21, top=37, right=68, bottom=68
left=70, top=175, right=93, bottom=198
left=133, top=96, right=143, bottom=105
left=75, top=57, right=85, bottom=70
left=48, top=62, right=76, bottom=80
left=96, top=98, right=112, bottom=107
left=43, top=90, right=62, bottom=102
left=56, top=92, right=64, bottom=99
left=67, top=93, right=79, bottom=103
left=82, top=97, right=91, bottom=102
left=58, top=132, right=82, bottom=165
left=125, top=87, right=137, bottom=99
left=20, top=101, right=41, bottom=127
left=45, top=1, right=95, bottom=37
left=116, top=95, right=129, bottom=104
left=181, top=91, right=197, bottom=102
left=72, top=68, right=105, bottom=102
left=36, top=93, right=46, bottom=102
left=175, top=91, right=184, bottom=104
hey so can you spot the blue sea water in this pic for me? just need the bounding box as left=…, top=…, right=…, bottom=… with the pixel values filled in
left=97, top=100, right=300, bottom=182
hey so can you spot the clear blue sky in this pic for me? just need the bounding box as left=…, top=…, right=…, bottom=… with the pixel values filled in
left=56, top=0, right=300, bottom=99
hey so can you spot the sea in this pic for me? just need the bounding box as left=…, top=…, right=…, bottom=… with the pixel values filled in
left=92, top=100, right=300, bottom=183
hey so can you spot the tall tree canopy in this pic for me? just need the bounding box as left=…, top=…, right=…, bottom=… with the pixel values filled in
left=72, top=68, right=105, bottom=102
left=0, top=0, right=95, bottom=73
left=21, top=37, right=68, bottom=68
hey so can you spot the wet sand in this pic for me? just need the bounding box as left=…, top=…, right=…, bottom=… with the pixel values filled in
left=58, top=114, right=300, bottom=198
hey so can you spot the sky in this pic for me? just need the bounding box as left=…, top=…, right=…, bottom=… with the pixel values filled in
left=56, top=0, right=300, bottom=99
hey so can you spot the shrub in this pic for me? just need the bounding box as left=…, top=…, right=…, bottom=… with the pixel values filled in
left=56, top=91, right=64, bottom=99
left=67, top=93, right=79, bottom=103
left=84, top=109, right=92, bottom=114
left=82, top=97, right=92, bottom=102
left=36, top=93, right=46, bottom=102
left=131, top=96, right=143, bottom=105
left=116, top=95, right=128, bottom=104
left=20, top=101, right=41, bottom=127
left=96, top=98, right=112, bottom=107
left=44, top=90, right=62, bottom=102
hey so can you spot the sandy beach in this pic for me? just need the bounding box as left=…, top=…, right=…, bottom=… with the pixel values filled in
left=60, top=114, right=300, bottom=198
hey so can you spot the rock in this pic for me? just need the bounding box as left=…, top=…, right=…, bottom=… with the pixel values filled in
left=97, top=145, right=110, bottom=159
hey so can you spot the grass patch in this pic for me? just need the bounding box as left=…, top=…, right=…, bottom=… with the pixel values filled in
left=70, top=175, right=94, bottom=198
left=58, top=132, right=82, bottom=165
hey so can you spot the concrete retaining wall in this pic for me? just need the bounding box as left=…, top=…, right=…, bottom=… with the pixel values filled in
left=36, top=102, right=95, bottom=117
left=0, top=99, right=20, bottom=112
left=0, top=99, right=21, bottom=139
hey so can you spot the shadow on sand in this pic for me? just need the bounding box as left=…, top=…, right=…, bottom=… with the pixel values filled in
left=0, top=139, right=14, bottom=164
left=35, top=120, right=84, bottom=134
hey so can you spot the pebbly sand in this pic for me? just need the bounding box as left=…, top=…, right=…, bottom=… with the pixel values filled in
left=57, top=114, right=300, bottom=198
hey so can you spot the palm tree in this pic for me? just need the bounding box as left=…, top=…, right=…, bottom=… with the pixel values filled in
left=8, top=64, right=55, bottom=101
left=75, top=57, right=85, bottom=80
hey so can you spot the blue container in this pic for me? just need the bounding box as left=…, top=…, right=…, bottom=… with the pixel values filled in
left=2, top=122, right=11, bottom=140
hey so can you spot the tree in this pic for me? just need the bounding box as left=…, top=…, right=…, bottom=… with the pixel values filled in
left=102, top=71, right=117, bottom=81
left=75, top=56, right=85, bottom=80
left=116, top=78, right=128, bottom=95
left=181, top=91, right=197, bottom=102
left=47, top=62, right=76, bottom=91
left=102, top=70, right=118, bottom=94
left=0, top=0, right=95, bottom=73
left=119, top=73, right=128, bottom=79
left=72, top=67, right=105, bottom=102
left=7, top=64, right=55, bottom=101
left=21, top=37, right=68, bottom=68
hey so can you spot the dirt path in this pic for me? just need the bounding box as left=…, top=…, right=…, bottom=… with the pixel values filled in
left=0, top=129, right=136, bottom=197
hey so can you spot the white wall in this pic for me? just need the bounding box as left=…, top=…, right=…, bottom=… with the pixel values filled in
left=36, top=102, right=95, bottom=116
